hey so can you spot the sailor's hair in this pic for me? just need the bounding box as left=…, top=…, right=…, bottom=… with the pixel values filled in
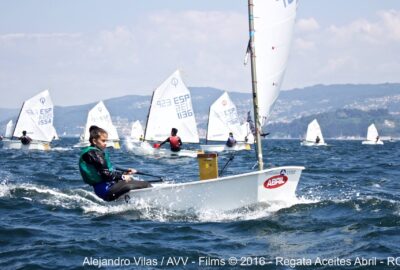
left=89, top=125, right=107, bottom=144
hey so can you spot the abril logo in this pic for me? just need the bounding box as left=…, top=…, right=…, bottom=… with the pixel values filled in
left=263, top=175, right=288, bottom=189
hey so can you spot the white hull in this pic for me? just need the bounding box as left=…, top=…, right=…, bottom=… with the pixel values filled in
left=301, top=141, right=327, bottom=146
left=2, top=139, right=51, bottom=150
left=74, top=140, right=121, bottom=149
left=362, top=140, right=384, bottom=145
left=119, top=166, right=304, bottom=212
left=126, top=141, right=200, bottom=158
left=156, top=148, right=200, bottom=158
left=200, top=143, right=251, bottom=152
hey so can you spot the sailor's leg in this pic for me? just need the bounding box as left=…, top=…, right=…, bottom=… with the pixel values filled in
left=106, top=180, right=152, bottom=201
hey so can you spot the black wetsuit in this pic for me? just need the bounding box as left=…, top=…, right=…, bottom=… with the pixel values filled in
left=81, top=148, right=151, bottom=201
left=19, top=136, right=32, bottom=145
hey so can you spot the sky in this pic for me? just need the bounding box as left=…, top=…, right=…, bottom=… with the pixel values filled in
left=0, top=0, right=400, bottom=108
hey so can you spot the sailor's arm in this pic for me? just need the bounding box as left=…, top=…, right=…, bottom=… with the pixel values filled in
left=159, top=137, right=170, bottom=147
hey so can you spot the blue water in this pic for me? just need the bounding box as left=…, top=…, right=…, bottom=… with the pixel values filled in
left=0, top=139, right=399, bottom=269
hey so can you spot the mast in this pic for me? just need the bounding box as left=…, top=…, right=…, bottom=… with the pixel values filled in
left=248, top=0, right=264, bottom=170
left=11, top=101, right=25, bottom=139
left=205, top=105, right=211, bottom=144
left=143, top=90, right=155, bottom=141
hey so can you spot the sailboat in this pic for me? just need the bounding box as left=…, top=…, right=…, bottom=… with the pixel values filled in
left=51, top=126, right=60, bottom=140
left=141, top=70, right=200, bottom=158
left=301, top=119, right=327, bottom=146
left=124, top=120, right=146, bottom=151
left=4, top=120, right=14, bottom=139
left=362, top=124, right=384, bottom=145
left=129, top=120, right=144, bottom=142
left=115, top=0, right=304, bottom=211
left=74, top=101, right=120, bottom=149
left=200, top=91, right=252, bottom=152
left=2, top=90, right=56, bottom=150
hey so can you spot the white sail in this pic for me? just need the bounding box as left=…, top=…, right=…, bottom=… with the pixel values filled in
left=240, top=122, right=255, bottom=144
left=144, top=70, right=199, bottom=143
left=130, top=120, right=144, bottom=141
left=253, top=0, right=297, bottom=125
left=207, top=92, right=247, bottom=142
left=51, top=126, right=59, bottom=140
left=83, top=101, right=119, bottom=142
left=5, top=120, right=14, bottom=138
left=12, top=90, right=55, bottom=142
left=366, top=124, right=379, bottom=142
left=305, top=119, right=325, bottom=143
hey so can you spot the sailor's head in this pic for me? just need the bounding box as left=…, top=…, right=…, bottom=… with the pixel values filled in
left=22, top=130, right=27, bottom=136
left=229, top=132, right=233, bottom=137
left=171, top=128, right=178, bottom=136
left=89, top=125, right=108, bottom=149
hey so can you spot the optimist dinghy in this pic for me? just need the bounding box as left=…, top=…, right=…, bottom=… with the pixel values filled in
left=120, top=0, right=304, bottom=211
left=301, top=119, right=327, bottom=146
left=139, top=70, right=201, bottom=158
left=200, top=92, right=252, bottom=152
left=74, top=101, right=121, bottom=149
left=124, top=120, right=145, bottom=149
left=362, top=124, right=384, bottom=145
left=2, top=90, right=56, bottom=150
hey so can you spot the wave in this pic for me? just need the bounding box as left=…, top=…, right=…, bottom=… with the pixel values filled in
left=50, top=147, right=74, bottom=151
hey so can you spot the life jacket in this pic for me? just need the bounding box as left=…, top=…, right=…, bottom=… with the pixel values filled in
left=79, top=146, right=113, bottom=185
left=169, top=136, right=181, bottom=150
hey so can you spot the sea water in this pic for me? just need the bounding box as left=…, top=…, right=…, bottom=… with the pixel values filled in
left=0, top=139, right=399, bottom=269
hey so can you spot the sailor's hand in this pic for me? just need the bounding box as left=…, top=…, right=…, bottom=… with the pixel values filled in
left=121, top=174, right=132, bottom=181
left=124, top=168, right=137, bottom=175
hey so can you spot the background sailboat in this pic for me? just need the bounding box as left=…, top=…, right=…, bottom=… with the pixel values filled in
left=129, top=120, right=144, bottom=142
left=4, top=120, right=14, bottom=139
left=74, top=101, right=120, bottom=149
left=2, top=90, right=55, bottom=150
left=301, top=119, right=327, bottom=146
left=118, top=0, right=304, bottom=211
left=124, top=120, right=147, bottom=151
left=201, top=91, right=252, bottom=152
left=142, top=70, right=200, bottom=157
left=362, top=124, right=384, bottom=145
